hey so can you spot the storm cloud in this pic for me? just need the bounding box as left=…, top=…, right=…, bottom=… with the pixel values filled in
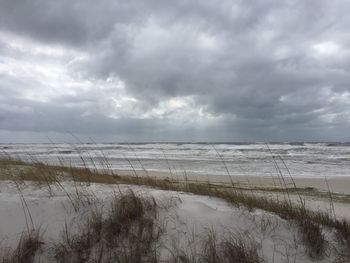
left=0, top=0, right=349, bottom=142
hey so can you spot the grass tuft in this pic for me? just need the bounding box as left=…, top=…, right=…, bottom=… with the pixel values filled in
left=299, top=219, right=325, bottom=259
left=53, top=190, right=161, bottom=262
left=1, top=229, right=42, bottom=263
left=201, top=232, right=262, bottom=263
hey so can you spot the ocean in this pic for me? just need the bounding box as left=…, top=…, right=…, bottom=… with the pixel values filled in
left=1, top=142, right=350, bottom=179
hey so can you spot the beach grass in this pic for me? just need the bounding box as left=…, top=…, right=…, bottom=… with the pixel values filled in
left=0, top=156, right=350, bottom=261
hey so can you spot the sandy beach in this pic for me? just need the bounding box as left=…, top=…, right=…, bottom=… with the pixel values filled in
left=0, top=159, right=349, bottom=262
left=113, top=169, right=350, bottom=194
left=0, top=180, right=347, bottom=262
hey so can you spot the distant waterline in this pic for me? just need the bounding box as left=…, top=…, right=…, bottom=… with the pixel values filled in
left=1, top=142, right=350, bottom=178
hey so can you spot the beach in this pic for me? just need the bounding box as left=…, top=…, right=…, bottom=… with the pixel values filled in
left=0, top=145, right=349, bottom=261
left=108, top=168, right=350, bottom=194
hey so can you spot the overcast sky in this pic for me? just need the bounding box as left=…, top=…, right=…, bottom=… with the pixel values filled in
left=0, top=0, right=350, bottom=142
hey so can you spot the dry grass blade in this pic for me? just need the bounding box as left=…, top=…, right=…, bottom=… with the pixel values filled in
left=1, top=229, right=43, bottom=263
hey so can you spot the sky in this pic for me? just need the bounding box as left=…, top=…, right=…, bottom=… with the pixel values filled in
left=0, top=0, right=350, bottom=142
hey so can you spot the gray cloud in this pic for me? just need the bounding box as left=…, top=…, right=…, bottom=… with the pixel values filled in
left=0, top=0, right=350, bottom=142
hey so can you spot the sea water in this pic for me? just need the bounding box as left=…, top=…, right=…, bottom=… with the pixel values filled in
left=1, top=142, right=350, bottom=179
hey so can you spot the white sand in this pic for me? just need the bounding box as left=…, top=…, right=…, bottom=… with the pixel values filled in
left=0, top=180, right=346, bottom=262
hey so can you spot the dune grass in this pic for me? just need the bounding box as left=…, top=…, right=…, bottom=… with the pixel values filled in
left=1, top=156, right=350, bottom=261
left=53, top=190, right=161, bottom=263
left=0, top=229, right=42, bottom=263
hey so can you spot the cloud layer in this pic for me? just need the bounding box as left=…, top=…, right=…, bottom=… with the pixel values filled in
left=0, top=0, right=350, bottom=142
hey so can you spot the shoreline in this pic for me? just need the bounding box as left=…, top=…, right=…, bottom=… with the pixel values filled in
left=113, top=169, right=350, bottom=194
